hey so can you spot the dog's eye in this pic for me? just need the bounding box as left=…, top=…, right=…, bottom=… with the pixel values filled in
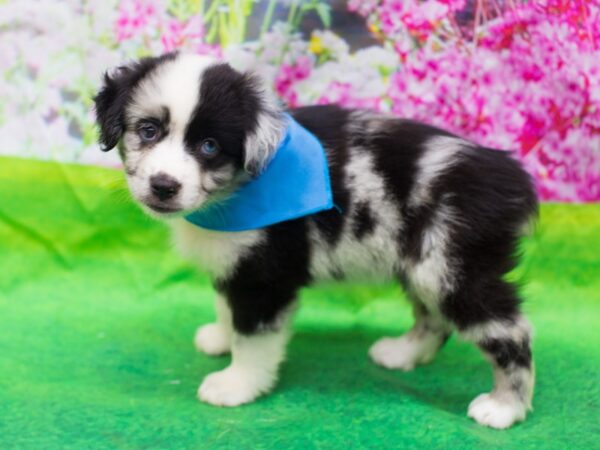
left=138, top=123, right=160, bottom=143
left=200, top=138, right=220, bottom=157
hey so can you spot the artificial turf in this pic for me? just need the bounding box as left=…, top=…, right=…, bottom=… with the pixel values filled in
left=0, top=156, right=599, bottom=449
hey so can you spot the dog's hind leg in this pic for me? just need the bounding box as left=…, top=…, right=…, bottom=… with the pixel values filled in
left=444, top=278, right=534, bottom=429
left=194, top=294, right=232, bottom=356
left=369, top=302, right=451, bottom=371
left=460, top=313, right=534, bottom=429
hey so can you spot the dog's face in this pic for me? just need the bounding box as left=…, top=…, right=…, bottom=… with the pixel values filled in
left=94, top=53, right=284, bottom=217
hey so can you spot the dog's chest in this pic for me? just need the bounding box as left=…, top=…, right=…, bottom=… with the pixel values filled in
left=170, top=219, right=264, bottom=280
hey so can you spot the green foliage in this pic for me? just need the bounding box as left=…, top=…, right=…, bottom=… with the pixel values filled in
left=203, top=0, right=331, bottom=47
left=168, top=0, right=203, bottom=21
left=288, top=0, right=331, bottom=29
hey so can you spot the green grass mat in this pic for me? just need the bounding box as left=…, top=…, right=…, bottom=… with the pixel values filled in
left=1, top=156, right=599, bottom=449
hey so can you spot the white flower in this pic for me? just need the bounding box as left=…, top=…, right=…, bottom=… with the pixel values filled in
left=310, top=30, right=349, bottom=60
left=350, top=46, right=399, bottom=72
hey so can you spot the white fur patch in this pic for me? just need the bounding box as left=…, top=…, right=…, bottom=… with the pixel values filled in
left=369, top=311, right=449, bottom=370
left=495, top=365, right=535, bottom=408
left=170, top=218, right=265, bottom=280
left=410, top=136, right=468, bottom=206
left=369, top=330, right=444, bottom=371
left=127, top=54, right=216, bottom=128
left=199, top=364, right=267, bottom=407
left=201, top=164, right=235, bottom=194
left=467, top=363, right=534, bottom=428
left=194, top=294, right=232, bottom=356
left=128, top=135, right=203, bottom=209
left=460, top=316, right=532, bottom=344
left=406, top=203, right=459, bottom=308
left=194, top=323, right=230, bottom=356
left=198, top=320, right=291, bottom=407
left=468, top=391, right=529, bottom=429
left=309, top=147, right=401, bottom=281
left=244, top=111, right=285, bottom=174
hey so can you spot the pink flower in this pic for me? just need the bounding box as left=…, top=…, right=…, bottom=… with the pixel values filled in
left=349, top=0, right=600, bottom=201
left=275, top=56, right=314, bottom=106
left=114, top=0, right=161, bottom=42
left=160, top=15, right=205, bottom=53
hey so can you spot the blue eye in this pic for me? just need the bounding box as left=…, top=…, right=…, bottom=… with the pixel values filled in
left=200, top=138, right=220, bottom=156
left=138, top=123, right=159, bottom=142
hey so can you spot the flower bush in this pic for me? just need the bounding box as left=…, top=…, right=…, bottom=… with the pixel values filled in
left=360, top=0, right=600, bottom=202
left=0, top=0, right=597, bottom=201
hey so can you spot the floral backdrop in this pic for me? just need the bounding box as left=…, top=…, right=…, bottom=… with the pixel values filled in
left=0, top=0, right=599, bottom=201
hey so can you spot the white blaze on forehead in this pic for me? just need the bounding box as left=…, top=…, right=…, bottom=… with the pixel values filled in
left=122, top=54, right=220, bottom=212
left=127, top=54, right=218, bottom=131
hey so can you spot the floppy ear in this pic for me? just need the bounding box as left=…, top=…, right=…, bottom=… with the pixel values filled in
left=93, top=65, right=133, bottom=152
left=240, top=72, right=286, bottom=176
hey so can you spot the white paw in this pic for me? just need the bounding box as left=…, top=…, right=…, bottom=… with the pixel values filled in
left=194, top=323, right=231, bottom=356
left=369, top=335, right=437, bottom=371
left=468, top=392, right=528, bottom=429
left=198, top=366, right=275, bottom=407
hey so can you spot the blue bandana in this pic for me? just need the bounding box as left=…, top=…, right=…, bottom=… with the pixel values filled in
left=184, top=116, right=334, bottom=232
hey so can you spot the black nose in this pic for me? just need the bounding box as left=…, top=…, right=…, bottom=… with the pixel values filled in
left=150, top=173, right=181, bottom=201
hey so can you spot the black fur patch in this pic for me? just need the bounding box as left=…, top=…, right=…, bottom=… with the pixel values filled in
left=216, top=220, right=311, bottom=335
left=480, top=338, right=532, bottom=369
left=292, top=105, right=351, bottom=246
left=442, top=276, right=522, bottom=329
left=184, top=63, right=265, bottom=174
left=438, top=147, right=538, bottom=328
left=353, top=202, right=375, bottom=239
left=94, top=52, right=177, bottom=151
left=371, top=120, right=452, bottom=207
left=402, top=203, right=436, bottom=262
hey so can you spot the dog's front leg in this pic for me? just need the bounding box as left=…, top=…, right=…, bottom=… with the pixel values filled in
left=194, top=294, right=233, bottom=356
left=197, top=295, right=293, bottom=407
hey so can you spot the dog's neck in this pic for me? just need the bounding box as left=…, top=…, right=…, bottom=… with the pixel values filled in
left=184, top=115, right=335, bottom=232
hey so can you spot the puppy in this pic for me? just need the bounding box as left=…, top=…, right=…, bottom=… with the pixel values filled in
left=94, top=53, right=538, bottom=429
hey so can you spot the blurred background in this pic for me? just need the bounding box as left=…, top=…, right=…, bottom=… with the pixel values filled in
left=0, top=0, right=598, bottom=201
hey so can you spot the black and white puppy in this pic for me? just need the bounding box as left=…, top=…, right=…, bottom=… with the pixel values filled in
left=94, top=53, right=538, bottom=429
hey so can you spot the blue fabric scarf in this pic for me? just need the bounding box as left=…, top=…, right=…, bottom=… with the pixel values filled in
left=185, top=116, right=334, bottom=232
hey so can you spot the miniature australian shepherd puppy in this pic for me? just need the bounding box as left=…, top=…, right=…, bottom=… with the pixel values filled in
left=94, top=52, right=538, bottom=429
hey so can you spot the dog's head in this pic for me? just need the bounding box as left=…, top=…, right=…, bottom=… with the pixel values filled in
left=94, top=52, right=284, bottom=216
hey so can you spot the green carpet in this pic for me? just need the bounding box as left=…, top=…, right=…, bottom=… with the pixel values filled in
left=1, top=156, right=599, bottom=450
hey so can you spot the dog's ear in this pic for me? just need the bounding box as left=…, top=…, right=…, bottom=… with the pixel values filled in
left=239, top=72, right=285, bottom=176
left=94, top=65, right=134, bottom=152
